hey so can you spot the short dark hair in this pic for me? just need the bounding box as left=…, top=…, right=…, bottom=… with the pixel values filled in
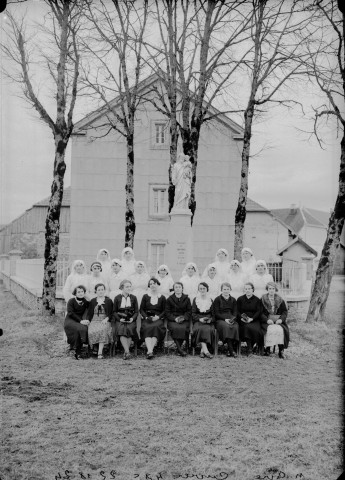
left=221, top=282, right=232, bottom=291
left=198, top=281, right=209, bottom=291
left=90, top=261, right=102, bottom=272
left=94, top=283, right=106, bottom=293
left=266, top=281, right=278, bottom=292
left=173, top=281, right=184, bottom=291
left=119, top=279, right=132, bottom=290
left=72, top=285, right=87, bottom=296
left=244, top=282, right=255, bottom=292
left=148, top=277, right=160, bottom=287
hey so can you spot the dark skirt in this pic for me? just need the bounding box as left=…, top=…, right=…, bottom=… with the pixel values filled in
left=140, top=318, right=166, bottom=342
left=64, top=317, right=88, bottom=351
left=192, top=322, right=214, bottom=346
left=115, top=321, right=138, bottom=340
left=168, top=320, right=190, bottom=340
left=239, top=320, right=264, bottom=345
left=215, top=320, right=239, bottom=342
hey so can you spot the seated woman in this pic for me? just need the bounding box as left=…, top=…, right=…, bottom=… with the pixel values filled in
left=213, top=282, right=239, bottom=357
left=63, top=260, right=89, bottom=302
left=237, top=282, right=266, bottom=355
left=261, top=281, right=289, bottom=359
left=156, top=264, right=174, bottom=297
left=87, top=262, right=108, bottom=299
left=87, top=283, right=113, bottom=359
left=64, top=285, right=90, bottom=359
left=201, top=263, right=221, bottom=300
left=108, top=258, right=126, bottom=301
left=113, top=279, right=139, bottom=360
left=140, top=278, right=166, bottom=359
left=191, top=282, right=215, bottom=359
left=165, top=281, right=192, bottom=357
left=249, top=259, right=274, bottom=299
left=180, top=262, right=200, bottom=301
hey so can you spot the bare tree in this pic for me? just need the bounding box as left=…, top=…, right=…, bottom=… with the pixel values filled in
left=80, top=0, right=149, bottom=248
left=144, top=0, right=252, bottom=220
left=2, top=1, right=83, bottom=314
left=233, top=0, right=311, bottom=260
left=303, top=0, right=344, bottom=322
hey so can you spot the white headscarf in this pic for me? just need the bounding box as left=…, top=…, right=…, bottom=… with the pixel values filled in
left=215, top=248, right=229, bottom=261
left=121, top=247, right=136, bottom=276
left=229, top=259, right=243, bottom=272
left=71, top=260, right=86, bottom=275
left=121, top=247, right=135, bottom=260
left=96, top=248, right=111, bottom=262
left=111, top=258, right=122, bottom=268
left=181, top=262, right=199, bottom=277
left=255, top=259, right=269, bottom=275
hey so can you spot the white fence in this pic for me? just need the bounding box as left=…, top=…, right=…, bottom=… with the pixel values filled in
left=267, top=260, right=308, bottom=296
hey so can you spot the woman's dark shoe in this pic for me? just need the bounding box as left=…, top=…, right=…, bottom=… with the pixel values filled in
left=227, top=351, right=237, bottom=358
left=177, top=350, right=187, bottom=357
left=279, top=350, right=285, bottom=359
left=146, top=353, right=154, bottom=360
left=264, top=347, right=271, bottom=356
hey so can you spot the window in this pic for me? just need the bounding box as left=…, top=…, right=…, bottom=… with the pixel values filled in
left=149, top=184, right=169, bottom=218
left=151, top=121, right=169, bottom=149
left=148, top=242, right=167, bottom=272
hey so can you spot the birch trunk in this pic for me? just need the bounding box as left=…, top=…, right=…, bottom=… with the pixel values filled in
left=42, top=137, right=67, bottom=314
left=306, top=135, right=345, bottom=322
left=125, top=132, right=136, bottom=248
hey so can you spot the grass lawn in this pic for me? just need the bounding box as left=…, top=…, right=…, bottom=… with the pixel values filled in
left=0, top=277, right=343, bottom=480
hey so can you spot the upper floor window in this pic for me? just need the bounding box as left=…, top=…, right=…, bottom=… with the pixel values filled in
left=151, top=121, right=169, bottom=149
left=149, top=184, right=169, bottom=218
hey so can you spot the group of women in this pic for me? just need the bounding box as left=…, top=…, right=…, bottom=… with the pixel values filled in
left=63, top=247, right=290, bottom=360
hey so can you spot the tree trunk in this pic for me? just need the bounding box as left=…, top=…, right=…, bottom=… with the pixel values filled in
left=234, top=101, right=255, bottom=261
left=306, top=134, right=345, bottom=322
left=125, top=133, right=136, bottom=248
left=168, top=102, right=178, bottom=213
left=188, top=114, right=201, bottom=224
left=42, top=137, right=67, bottom=314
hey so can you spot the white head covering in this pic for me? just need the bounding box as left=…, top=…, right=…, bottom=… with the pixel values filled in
left=202, top=262, right=218, bottom=278
left=181, top=262, right=199, bottom=277
left=241, top=247, right=254, bottom=257
left=134, top=260, right=148, bottom=273
left=255, top=259, right=268, bottom=274
left=96, top=248, right=111, bottom=261
left=121, top=247, right=135, bottom=260
left=111, top=258, right=122, bottom=268
left=230, top=259, right=242, bottom=271
left=71, top=259, right=86, bottom=274
left=157, top=264, right=173, bottom=279
left=215, top=248, right=229, bottom=261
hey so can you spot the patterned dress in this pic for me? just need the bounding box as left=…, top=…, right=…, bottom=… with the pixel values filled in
left=87, top=297, right=113, bottom=346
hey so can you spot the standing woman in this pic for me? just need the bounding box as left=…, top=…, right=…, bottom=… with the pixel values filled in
left=87, top=283, right=113, bottom=359
left=113, top=279, right=139, bottom=360
left=156, top=264, right=174, bottom=298
left=96, top=248, right=112, bottom=281
left=165, top=282, right=192, bottom=357
left=213, top=248, right=231, bottom=282
left=213, top=282, right=239, bottom=357
left=237, top=282, right=266, bottom=355
left=63, top=260, right=89, bottom=302
left=140, top=278, right=166, bottom=359
left=201, top=263, right=221, bottom=300
left=87, top=262, right=108, bottom=299
left=250, top=260, right=274, bottom=299
left=64, top=285, right=90, bottom=359
left=191, top=282, right=215, bottom=359
left=180, top=262, right=200, bottom=301
left=130, top=261, right=150, bottom=306
left=121, top=247, right=136, bottom=277
left=227, top=260, right=246, bottom=300
left=261, top=282, right=289, bottom=358
left=240, top=248, right=257, bottom=281
left=108, top=258, right=126, bottom=301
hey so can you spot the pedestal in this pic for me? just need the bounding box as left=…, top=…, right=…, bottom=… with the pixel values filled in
left=166, top=209, right=194, bottom=280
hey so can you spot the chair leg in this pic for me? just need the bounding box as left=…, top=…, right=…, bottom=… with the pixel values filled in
left=214, top=330, right=218, bottom=357
left=273, top=345, right=276, bottom=354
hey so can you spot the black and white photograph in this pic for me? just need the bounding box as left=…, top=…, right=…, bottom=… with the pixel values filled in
left=0, top=0, right=344, bottom=479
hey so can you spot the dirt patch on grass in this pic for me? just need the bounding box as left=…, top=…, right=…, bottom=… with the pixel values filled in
left=0, top=281, right=343, bottom=480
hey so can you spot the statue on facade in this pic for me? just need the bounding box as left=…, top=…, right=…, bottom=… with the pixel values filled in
left=172, top=153, right=192, bottom=211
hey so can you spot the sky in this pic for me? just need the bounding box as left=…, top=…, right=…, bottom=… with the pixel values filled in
left=0, top=2, right=341, bottom=225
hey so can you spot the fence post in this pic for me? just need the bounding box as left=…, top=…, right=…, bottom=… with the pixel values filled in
left=8, top=250, right=23, bottom=277
left=0, top=254, right=9, bottom=272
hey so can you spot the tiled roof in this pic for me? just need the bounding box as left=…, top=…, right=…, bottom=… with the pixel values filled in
left=303, top=208, right=330, bottom=227
left=33, top=186, right=71, bottom=207
left=277, top=236, right=318, bottom=256
left=246, top=198, right=269, bottom=212
left=271, top=208, right=305, bottom=234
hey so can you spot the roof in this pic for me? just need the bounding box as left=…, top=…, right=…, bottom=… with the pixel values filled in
left=33, top=187, right=71, bottom=207
left=277, top=236, right=318, bottom=257
left=246, top=198, right=270, bottom=212
left=271, top=206, right=332, bottom=235
left=271, top=208, right=305, bottom=234
left=73, top=73, right=244, bottom=136
left=303, top=207, right=330, bottom=227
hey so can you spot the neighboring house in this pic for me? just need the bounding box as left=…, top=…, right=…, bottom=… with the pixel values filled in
left=0, top=188, right=70, bottom=259
left=69, top=74, right=244, bottom=272
left=272, top=204, right=345, bottom=275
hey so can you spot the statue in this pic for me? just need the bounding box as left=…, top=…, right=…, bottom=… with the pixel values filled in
left=172, top=153, right=192, bottom=211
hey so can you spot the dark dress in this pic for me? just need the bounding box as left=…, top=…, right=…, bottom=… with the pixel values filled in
left=64, top=297, right=89, bottom=353
left=261, top=294, right=289, bottom=349
left=165, top=293, right=192, bottom=340
left=113, top=293, right=139, bottom=339
left=213, top=294, right=239, bottom=342
left=191, top=297, right=215, bottom=346
left=237, top=294, right=266, bottom=345
left=140, top=294, right=167, bottom=341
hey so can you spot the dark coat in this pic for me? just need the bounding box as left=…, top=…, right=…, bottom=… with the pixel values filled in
left=165, top=294, right=192, bottom=322
left=236, top=294, right=266, bottom=344
left=112, top=294, right=139, bottom=323
left=261, top=294, right=290, bottom=348
left=87, top=296, right=114, bottom=322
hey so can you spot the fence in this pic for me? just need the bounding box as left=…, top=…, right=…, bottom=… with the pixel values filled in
left=267, top=259, right=307, bottom=296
